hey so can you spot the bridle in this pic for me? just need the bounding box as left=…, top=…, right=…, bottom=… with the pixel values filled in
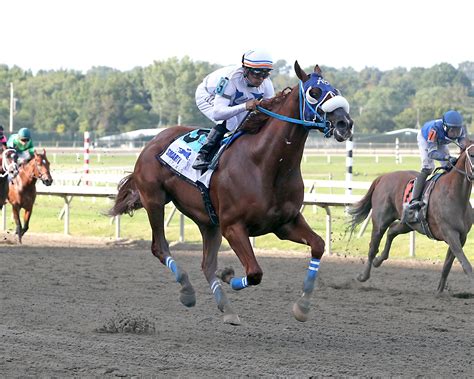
left=255, top=79, right=349, bottom=137
left=29, top=156, right=50, bottom=182
left=451, top=144, right=474, bottom=182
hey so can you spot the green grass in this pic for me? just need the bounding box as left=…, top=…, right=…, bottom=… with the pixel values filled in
left=7, top=152, right=472, bottom=262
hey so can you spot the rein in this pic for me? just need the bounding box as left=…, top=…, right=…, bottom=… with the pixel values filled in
left=256, top=81, right=332, bottom=136
left=451, top=144, right=474, bottom=181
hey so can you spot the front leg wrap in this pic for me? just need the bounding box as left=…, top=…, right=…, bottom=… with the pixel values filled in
left=303, top=258, right=320, bottom=293
left=293, top=258, right=320, bottom=322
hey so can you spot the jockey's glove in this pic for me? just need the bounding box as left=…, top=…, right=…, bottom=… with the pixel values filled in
left=447, top=156, right=458, bottom=166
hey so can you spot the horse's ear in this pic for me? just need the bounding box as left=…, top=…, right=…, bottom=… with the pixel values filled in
left=294, top=60, right=309, bottom=81
left=43, top=148, right=46, bottom=156
left=314, top=65, right=322, bottom=75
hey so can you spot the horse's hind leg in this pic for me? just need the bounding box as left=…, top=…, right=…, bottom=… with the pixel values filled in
left=199, top=225, right=240, bottom=325
left=357, top=219, right=393, bottom=282
left=144, top=201, right=196, bottom=307
left=373, top=222, right=412, bottom=267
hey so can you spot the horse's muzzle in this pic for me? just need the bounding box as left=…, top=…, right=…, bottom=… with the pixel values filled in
left=42, top=178, right=53, bottom=186
left=334, top=119, right=353, bottom=142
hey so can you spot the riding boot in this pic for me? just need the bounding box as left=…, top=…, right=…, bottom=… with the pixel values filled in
left=408, top=170, right=429, bottom=210
left=192, top=123, right=228, bottom=170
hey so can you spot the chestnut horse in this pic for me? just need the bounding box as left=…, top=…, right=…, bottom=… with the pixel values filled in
left=109, top=62, right=353, bottom=324
left=8, top=150, right=53, bottom=243
left=348, top=142, right=474, bottom=294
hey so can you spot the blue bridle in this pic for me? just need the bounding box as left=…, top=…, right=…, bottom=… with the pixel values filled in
left=255, top=74, right=339, bottom=137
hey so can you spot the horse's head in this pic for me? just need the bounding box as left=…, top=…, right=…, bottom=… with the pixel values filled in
left=32, top=149, right=53, bottom=186
left=295, top=61, right=353, bottom=142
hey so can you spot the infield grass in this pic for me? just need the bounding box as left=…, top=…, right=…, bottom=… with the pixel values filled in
left=8, top=152, right=473, bottom=262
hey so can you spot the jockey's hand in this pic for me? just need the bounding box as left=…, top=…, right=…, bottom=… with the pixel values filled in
left=245, top=99, right=261, bottom=111
left=447, top=156, right=458, bottom=167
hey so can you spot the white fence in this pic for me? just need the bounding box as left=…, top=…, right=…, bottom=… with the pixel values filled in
left=2, top=176, right=472, bottom=256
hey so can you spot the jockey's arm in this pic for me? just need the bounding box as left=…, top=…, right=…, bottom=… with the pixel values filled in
left=212, top=92, right=247, bottom=122
left=427, top=142, right=450, bottom=161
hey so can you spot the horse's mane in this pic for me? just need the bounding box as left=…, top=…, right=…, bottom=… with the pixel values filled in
left=239, top=88, right=292, bottom=134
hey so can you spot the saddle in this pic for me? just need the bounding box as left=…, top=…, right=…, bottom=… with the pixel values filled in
left=401, top=172, right=444, bottom=238
left=156, top=128, right=245, bottom=225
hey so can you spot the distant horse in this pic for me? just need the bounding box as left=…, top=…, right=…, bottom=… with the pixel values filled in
left=8, top=150, right=53, bottom=243
left=109, top=61, right=353, bottom=324
left=0, top=148, right=12, bottom=209
left=348, top=142, right=473, bottom=294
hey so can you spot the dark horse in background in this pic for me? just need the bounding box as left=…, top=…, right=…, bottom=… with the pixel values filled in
left=7, top=150, right=53, bottom=243
left=0, top=148, right=11, bottom=209
left=109, top=62, right=353, bottom=324
left=348, top=142, right=474, bottom=294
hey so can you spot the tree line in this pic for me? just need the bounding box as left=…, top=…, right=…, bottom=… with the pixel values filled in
left=0, top=58, right=473, bottom=140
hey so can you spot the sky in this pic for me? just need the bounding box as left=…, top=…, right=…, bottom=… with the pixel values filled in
left=1, top=0, right=473, bottom=74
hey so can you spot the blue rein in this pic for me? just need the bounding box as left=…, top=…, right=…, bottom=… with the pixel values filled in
left=255, top=81, right=332, bottom=136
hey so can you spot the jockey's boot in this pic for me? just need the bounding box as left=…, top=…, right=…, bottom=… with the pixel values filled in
left=407, top=169, right=430, bottom=210
left=192, top=123, right=228, bottom=170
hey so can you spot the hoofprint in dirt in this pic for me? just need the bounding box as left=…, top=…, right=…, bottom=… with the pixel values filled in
left=0, top=234, right=472, bottom=377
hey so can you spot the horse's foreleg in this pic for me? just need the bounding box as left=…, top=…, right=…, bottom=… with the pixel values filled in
left=11, top=205, right=22, bottom=244
left=274, top=213, right=325, bottom=322
left=221, top=223, right=263, bottom=290
left=437, top=248, right=455, bottom=293
left=145, top=203, right=196, bottom=307
left=200, top=225, right=240, bottom=325
left=21, top=207, right=32, bottom=237
left=443, top=232, right=473, bottom=293
left=373, top=222, right=412, bottom=267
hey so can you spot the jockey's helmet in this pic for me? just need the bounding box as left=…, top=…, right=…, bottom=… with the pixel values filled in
left=443, top=110, right=463, bottom=139
left=242, top=49, right=273, bottom=79
left=18, top=128, right=31, bottom=140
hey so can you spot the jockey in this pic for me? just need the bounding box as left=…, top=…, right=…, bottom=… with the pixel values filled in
left=192, top=49, right=275, bottom=170
left=408, top=110, right=468, bottom=210
left=0, top=125, right=7, bottom=149
left=7, top=127, right=35, bottom=167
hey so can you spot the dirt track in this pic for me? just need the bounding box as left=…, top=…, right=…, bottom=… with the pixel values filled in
left=1, top=233, right=472, bottom=377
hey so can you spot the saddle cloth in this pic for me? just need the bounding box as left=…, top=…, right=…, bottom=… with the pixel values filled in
left=158, top=129, right=214, bottom=188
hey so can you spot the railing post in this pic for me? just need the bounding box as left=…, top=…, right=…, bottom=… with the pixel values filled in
left=409, top=231, right=416, bottom=257
left=115, top=215, right=121, bottom=239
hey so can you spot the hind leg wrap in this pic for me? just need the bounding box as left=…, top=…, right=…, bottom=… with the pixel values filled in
left=230, top=276, right=249, bottom=290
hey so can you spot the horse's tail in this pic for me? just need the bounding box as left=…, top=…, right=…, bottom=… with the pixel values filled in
left=108, top=174, right=143, bottom=217
left=347, top=176, right=381, bottom=239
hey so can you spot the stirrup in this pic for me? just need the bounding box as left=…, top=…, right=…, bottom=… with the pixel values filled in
left=407, top=200, right=423, bottom=210
left=192, top=156, right=210, bottom=170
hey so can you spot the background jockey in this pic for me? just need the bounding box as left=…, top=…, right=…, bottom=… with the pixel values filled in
left=408, top=110, right=468, bottom=210
left=193, top=49, right=275, bottom=170
left=7, top=127, right=35, bottom=166
left=0, top=125, right=7, bottom=149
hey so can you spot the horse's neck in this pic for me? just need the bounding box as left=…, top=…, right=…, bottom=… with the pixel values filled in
left=252, top=91, right=308, bottom=174
left=446, top=157, right=472, bottom=202
left=18, top=164, right=36, bottom=186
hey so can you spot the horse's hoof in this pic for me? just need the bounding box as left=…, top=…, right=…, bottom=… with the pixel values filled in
left=216, top=267, right=235, bottom=284
left=179, top=289, right=196, bottom=307
left=357, top=273, right=368, bottom=282
left=223, top=313, right=241, bottom=325
left=292, top=298, right=311, bottom=322
left=373, top=258, right=383, bottom=267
